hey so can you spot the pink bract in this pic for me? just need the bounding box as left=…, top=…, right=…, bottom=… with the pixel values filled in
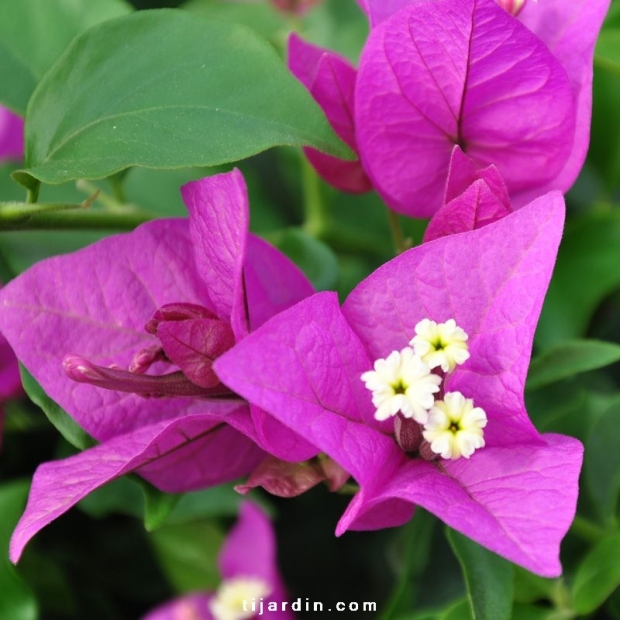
left=0, top=170, right=318, bottom=562
left=291, top=0, right=609, bottom=217
left=215, top=192, right=583, bottom=577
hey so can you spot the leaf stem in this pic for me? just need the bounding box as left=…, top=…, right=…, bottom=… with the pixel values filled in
left=26, top=181, right=40, bottom=204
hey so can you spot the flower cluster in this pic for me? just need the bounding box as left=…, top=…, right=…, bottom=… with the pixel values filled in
left=362, top=318, right=487, bottom=461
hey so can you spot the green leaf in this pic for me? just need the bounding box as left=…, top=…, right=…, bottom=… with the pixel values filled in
left=596, top=29, right=620, bottom=73
left=0, top=0, right=132, bottom=114
left=131, top=476, right=181, bottom=532
left=19, top=364, right=94, bottom=450
left=150, top=521, right=223, bottom=594
left=18, top=10, right=352, bottom=188
left=165, top=484, right=269, bottom=524
left=446, top=529, right=513, bottom=620
left=572, top=532, right=620, bottom=614
left=271, top=227, right=339, bottom=291
left=0, top=481, right=38, bottom=620
left=527, top=339, right=620, bottom=391
left=585, top=396, right=620, bottom=520
left=536, top=210, right=620, bottom=348
left=439, top=600, right=471, bottom=620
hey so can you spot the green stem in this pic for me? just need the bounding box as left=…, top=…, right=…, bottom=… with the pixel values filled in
left=386, top=208, right=408, bottom=255
left=301, top=157, right=330, bottom=237
left=108, top=171, right=128, bottom=204
left=0, top=201, right=152, bottom=231
left=26, top=181, right=40, bottom=204
left=336, top=483, right=360, bottom=496
left=570, top=514, right=610, bottom=544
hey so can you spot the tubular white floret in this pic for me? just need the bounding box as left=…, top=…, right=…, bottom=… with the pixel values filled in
left=410, top=318, right=470, bottom=373
left=422, top=391, right=487, bottom=460
left=209, top=576, right=272, bottom=620
left=361, top=347, right=440, bottom=424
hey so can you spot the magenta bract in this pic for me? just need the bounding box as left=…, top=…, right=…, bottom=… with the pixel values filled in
left=423, top=146, right=513, bottom=242
left=292, top=0, right=609, bottom=217
left=215, top=193, right=583, bottom=576
left=288, top=35, right=371, bottom=194
left=0, top=170, right=318, bottom=562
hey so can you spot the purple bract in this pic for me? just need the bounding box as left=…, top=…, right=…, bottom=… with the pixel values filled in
left=291, top=0, right=609, bottom=217
left=0, top=170, right=317, bottom=562
left=215, top=191, right=582, bottom=576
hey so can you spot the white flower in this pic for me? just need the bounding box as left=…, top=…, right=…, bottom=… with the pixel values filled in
left=423, top=391, right=487, bottom=460
left=410, top=318, right=470, bottom=373
left=208, top=576, right=272, bottom=620
left=361, top=347, right=441, bottom=424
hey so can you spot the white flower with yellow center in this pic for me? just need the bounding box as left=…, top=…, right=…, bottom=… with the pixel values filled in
left=422, top=391, right=487, bottom=459
left=361, top=347, right=441, bottom=423
left=208, top=576, right=272, bottom=620
left=410, top=318, right=470, bottom=373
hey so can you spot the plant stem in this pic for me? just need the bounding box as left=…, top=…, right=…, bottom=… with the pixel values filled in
left=386, top=208, right=408, bottom=255
left=301, top=157, right=330, bottom=237
left=0, top=201, right=152, bottom=231
left=26, top=181, right=40, bottom=204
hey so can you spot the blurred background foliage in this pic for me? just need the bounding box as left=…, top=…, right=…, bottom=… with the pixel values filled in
left=1, top=0, right=620, bottom=618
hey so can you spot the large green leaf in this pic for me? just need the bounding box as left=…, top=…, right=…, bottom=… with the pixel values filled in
left=572, top=533, right=620, bottom=614
left=19, top=365, right=94, bottom=450
left=17, top=10, right=352, bottom=188
left=0, top=481, right=38, bottom=620
left=536, top=210, right=620, bottom=348
left=0, top=0, right=131, bottom=114
left=527, top=339, right=620, bottom=391
left=446, top=529, right=513, bottom=620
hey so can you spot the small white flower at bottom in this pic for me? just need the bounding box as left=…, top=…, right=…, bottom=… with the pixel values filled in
left=410, top=318, right=470, bottom=373
left=422, top=391, right=487, bottom=460
left=361, top=347, right=440, bottom=424
left=208, top=576, right=272, bottom=620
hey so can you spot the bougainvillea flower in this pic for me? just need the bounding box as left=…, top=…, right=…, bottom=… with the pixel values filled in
left=143, top=502, right=294, bottom=620
left=0, top=170, right=318, bottom=562
left=288, top=35, right=371, bottom=194
left=292, top=0, right=608, bottom=217
left=423, top=146, right=512, bottom=242
left=215, top=193, right=583, bottom=576
left=0, top=106, right=24, bottom=162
